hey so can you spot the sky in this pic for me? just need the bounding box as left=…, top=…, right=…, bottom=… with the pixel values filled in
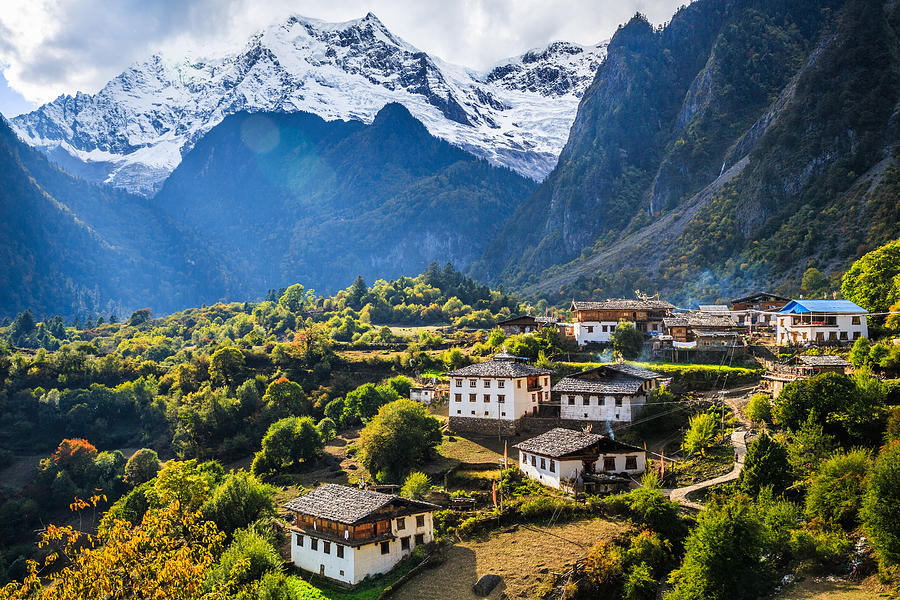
left=0, top=0, right=686, bottom=118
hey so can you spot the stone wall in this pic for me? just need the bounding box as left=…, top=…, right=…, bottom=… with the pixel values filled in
left=517, top=416, right=624, bottom=436
left=448, top=416, right=519, bottom=436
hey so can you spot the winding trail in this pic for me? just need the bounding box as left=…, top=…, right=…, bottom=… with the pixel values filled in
left=668, top=428, right=749, bottom=510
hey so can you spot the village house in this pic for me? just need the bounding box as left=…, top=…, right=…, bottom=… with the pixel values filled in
left=569, top=299, right=675, bottom=346
left=763, top=354, right=852, bottom=398
left=730, top=293, right=790, bottom=327
left=447, top=352, right=553, bottom=435
left=776, top=299, right=868, bottom=346
left=283, top=484, right=437, bottom=586
left=409, top=384, right=445, bottom=406
left=496, top=314, right=558, bottom=336
left=662, top=312, right=740, bottom=345
left=550, top=363, right=662, bottom=424
left=514, top=427, right=647, bottom=492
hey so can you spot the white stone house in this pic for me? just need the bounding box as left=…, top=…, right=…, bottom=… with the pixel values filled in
left=410, top=386, right=440, bottom=405
left=283, top=484, right=437, bottom=586
left=776, top=300, right=868, bottom=346
left=447, top=353, right=553, bottom=435
left=514, top=428, right=647, bottom=490
left=552, top=363, right=662, bottom=423
left=569, top=299, right=674, bottom=346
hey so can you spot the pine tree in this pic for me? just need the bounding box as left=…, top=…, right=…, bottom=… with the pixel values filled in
left=740, top=432, right=792, bottom=496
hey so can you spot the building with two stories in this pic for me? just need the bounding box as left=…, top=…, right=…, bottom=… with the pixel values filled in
left=730, top=293, right=790, bottom=327
left=763, top=354, right=852, bottom=398
left=514, top=427, right=646, bottom=491
left=569, top=299, right=675, bottom=346
left=775, top=299, right=868, bottom=346
left=283, top=484, right=437, bottom=586
left=496, top=314, right=558, bottom=336
left=550, top=363, right=662, bottom=424
left=447, top=353, right=553, bottom=435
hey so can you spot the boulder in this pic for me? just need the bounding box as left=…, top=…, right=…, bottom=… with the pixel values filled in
left=473, top=573, right=502, bottom=596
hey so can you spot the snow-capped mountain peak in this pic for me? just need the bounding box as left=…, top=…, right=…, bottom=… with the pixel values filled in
left=11, top=13, right=608, bottom=195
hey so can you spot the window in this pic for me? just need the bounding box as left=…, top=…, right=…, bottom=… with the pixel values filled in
left=517, top=380, right=522, bottom=388
left=625, top=456, right=638, bottom=470
left=549, top=460, right=555, bottom=473
left=601, top=325, right=607, bottom=332
left=583, top=413, right=588, bottom=418
left=852, top=316, right=860, bottom=325
left=568, top=396, right=575, bottom=405
left=454, top=393, right=461, bottom=402
left=531, top=456, right=536, bottom=467
left=323, top=541, right=331, bottom=555
left=456, top=379, right=463, bottom=387
left=484, top=411, right=489, bottom=416
left=456, top=410, right=461, bottom=414
left=544, top=391, right=549, bottom=400
left=501, top=412, right=506, bottom=416
left=498, top=394, right=505, bottom=403
left=603, top=457, right=616, bottom=471
left=600, top=397, right=606, bottom=405
left=337, top=545, right=344, bottom=558
left=416, top=515, right=425, bottom=528
left=380, top=541, right=390, bottom=555
left=544, top=377, right=549, bottom=386
left=540, top=458, right=546, bottom=470
left=471, top=410, right=475, bottom=415
left=498, top=380, right=505, bottom=388
left=615, top=398, right=622, bottom=407
left=484, top=394, right=491, bottom=402
left=401, top=537, right=410, bottom=550
left=521, top=452, right=527, bottom=463
left=587, top=326, right=594, bottom=333
left=296, top=534, right=303, bottom=547
left=415, top=533, right=424, bottom=545
left=469, top=394, right=476, bottom=402
left=469, top=379, right=477, bottom=387
left=311, top=538, right=318, bottom=551
left=583, top=397, right=589, bottom=405
left=396, top=517, right=405, bottom=530
left=483, top=379, right=491, bottom=387
left=853, top=331, right=861, bottom=339
left=829, top=332, right=837, bottom=340
left=840, top=331, right=848, bottom=340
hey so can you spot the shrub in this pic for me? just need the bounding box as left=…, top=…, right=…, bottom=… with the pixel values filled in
left=739, top=432, right=792, bottom=497
left=124, top=448, right=160, bottom=485
left=201, top=471, right=275, bottom=537
left=804, top=448, right=870, bottom=529
left=623, top=562, right=657, bottom=600
left=862, top=440, right=900, bottom=567
left=401, top=472, right=432, bottom=500
left=744, top=393, right=772, bottom=424
left=682, top=413, right=718, bottom=456
left=206, top=528, right=281, bottom=588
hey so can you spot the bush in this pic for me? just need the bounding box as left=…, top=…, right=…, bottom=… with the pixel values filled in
left=862, top=440, right=900, bottom=567
left=124, top=448, right=160, bottom=485
left=604, top=487, right=687, bottom=543
left=206, top=528, right=281, bottom=588
left=252, top=417, right=323, bottom=477
left=201, top=471, right=275, bottom=537
left=682, top=412, right=718, bottom=456
left=744, top=393, right=772, bottom=424
left=316, top=417, right=337, bottom=443
left=401, top=472, right=432, bottom=500
left=623, top=562, right=657, bottom=600
left=740, top=432, right=792, bottom=497
left=804, top=448, right=870, bottom=529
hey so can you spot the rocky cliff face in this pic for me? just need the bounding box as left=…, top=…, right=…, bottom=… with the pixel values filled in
left=480, top=0, right=897, bottom=304
left=11, top=13, right=606, bottom=195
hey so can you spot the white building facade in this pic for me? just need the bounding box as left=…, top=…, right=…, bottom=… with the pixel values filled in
left=284, top=484, right=437, bottom=586
left=776, top=300, right=869, bottom=346
left=553, top=364, right=661, bottom=424
left=570, top=300, right=674, bottom=346
left=447, top=353, right=553, bottom=434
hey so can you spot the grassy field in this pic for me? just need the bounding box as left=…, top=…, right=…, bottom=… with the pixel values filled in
left=392, top=517, right=623, bottom=600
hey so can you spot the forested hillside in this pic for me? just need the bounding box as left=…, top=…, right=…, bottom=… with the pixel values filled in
left=0, top=118, right=238, bottom=318
left=478, top=0, right=900, bottom=304
left=153, top=103, right=535, bottom=295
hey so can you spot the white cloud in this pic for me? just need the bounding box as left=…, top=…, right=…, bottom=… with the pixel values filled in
left=0, top=0, right=686, bottom=106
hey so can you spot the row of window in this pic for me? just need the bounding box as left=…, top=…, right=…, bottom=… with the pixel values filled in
left=454, top=377, right=551, bottom=388
left=296, top=532, right=427, bottom=557
left=781, top=330, right=861, bottom=341
left=520, top=452, right=556, bottom=473
left=565, top=395, right=624, bottom=407
left=455, top=393, right=506, bottom=403
left=396, top=515, right=426, bottom=530
left=457, top=410, right=507, bottom=417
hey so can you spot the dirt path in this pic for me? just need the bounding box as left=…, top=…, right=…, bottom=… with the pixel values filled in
left=669, top=429, right=748, bottom=510
left=393, top=517, right=622, bottom=600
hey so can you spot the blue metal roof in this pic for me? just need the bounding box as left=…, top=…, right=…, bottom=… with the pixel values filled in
left=778, top=299, right=867, bottom=314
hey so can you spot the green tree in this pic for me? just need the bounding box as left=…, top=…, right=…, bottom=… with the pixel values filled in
left=324, top=397, right=345, bottom=425
left=317, top=417, right=337, bottom=442
left=841, top=238, right=900, bottom=313
left=442, top=347, right=467, bottom=371
left=862, top=440, right=900, bottom=567
left=262, top=378, right=309, bottom=417
left=252, top=417, right=323, bottom=476
left=278, top=283, right=307, bottom=313
left=849, top=336, right=872, bottom=368
left=124, top=448, right=160, bottom=486
left=800, top=267, right=828, bottom=296
left=359, top=400, right=442, bottom=483
left=612, top=319, right=644, bottom=360
left=667, top=496, right=774, bottom=600
left=347, top=275, right=368, bottom=310
left=744, top=393, right=772, bottom=424
left=206, top=528, right=280, bottom=588
left=401, top=472, right=432, bottom=499
left=805, top=448, right=870, bottom=529
left=682, top=413, right=718, bottom=457
left=201, top=471, right=275, bottom=537
left=128, top=308, right=153, bottom=326
left=786, top=416, right=836, bottom=481
left=209, top=347, right=245, bottom=387
left=739, top=432, right=792, bottom=497
left=343, top=382, right=397, bottom=425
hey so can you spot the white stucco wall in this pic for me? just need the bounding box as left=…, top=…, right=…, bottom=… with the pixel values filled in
left=290, top=512, right=434, bottom=586
left=450, top=375, right=551, bottom=422
left=596, top=452, right=646, bottom=474
left=558, top=393, right=646, bottom=422
left=777, top=315, right=868, bottom=346
left=574, top=321, right=621, bottom=345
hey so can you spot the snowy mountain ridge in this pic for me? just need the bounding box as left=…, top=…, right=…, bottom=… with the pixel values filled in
left=11, top=13, right=607, bottom=196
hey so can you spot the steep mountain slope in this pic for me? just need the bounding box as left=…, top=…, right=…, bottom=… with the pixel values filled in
left=11, top=13, right=606, bottom=195
left=0, top=117, right=237, bottom=319
left=480, top=0, right=900, bottom=304
left=152, top=103, right=536, bottom=293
